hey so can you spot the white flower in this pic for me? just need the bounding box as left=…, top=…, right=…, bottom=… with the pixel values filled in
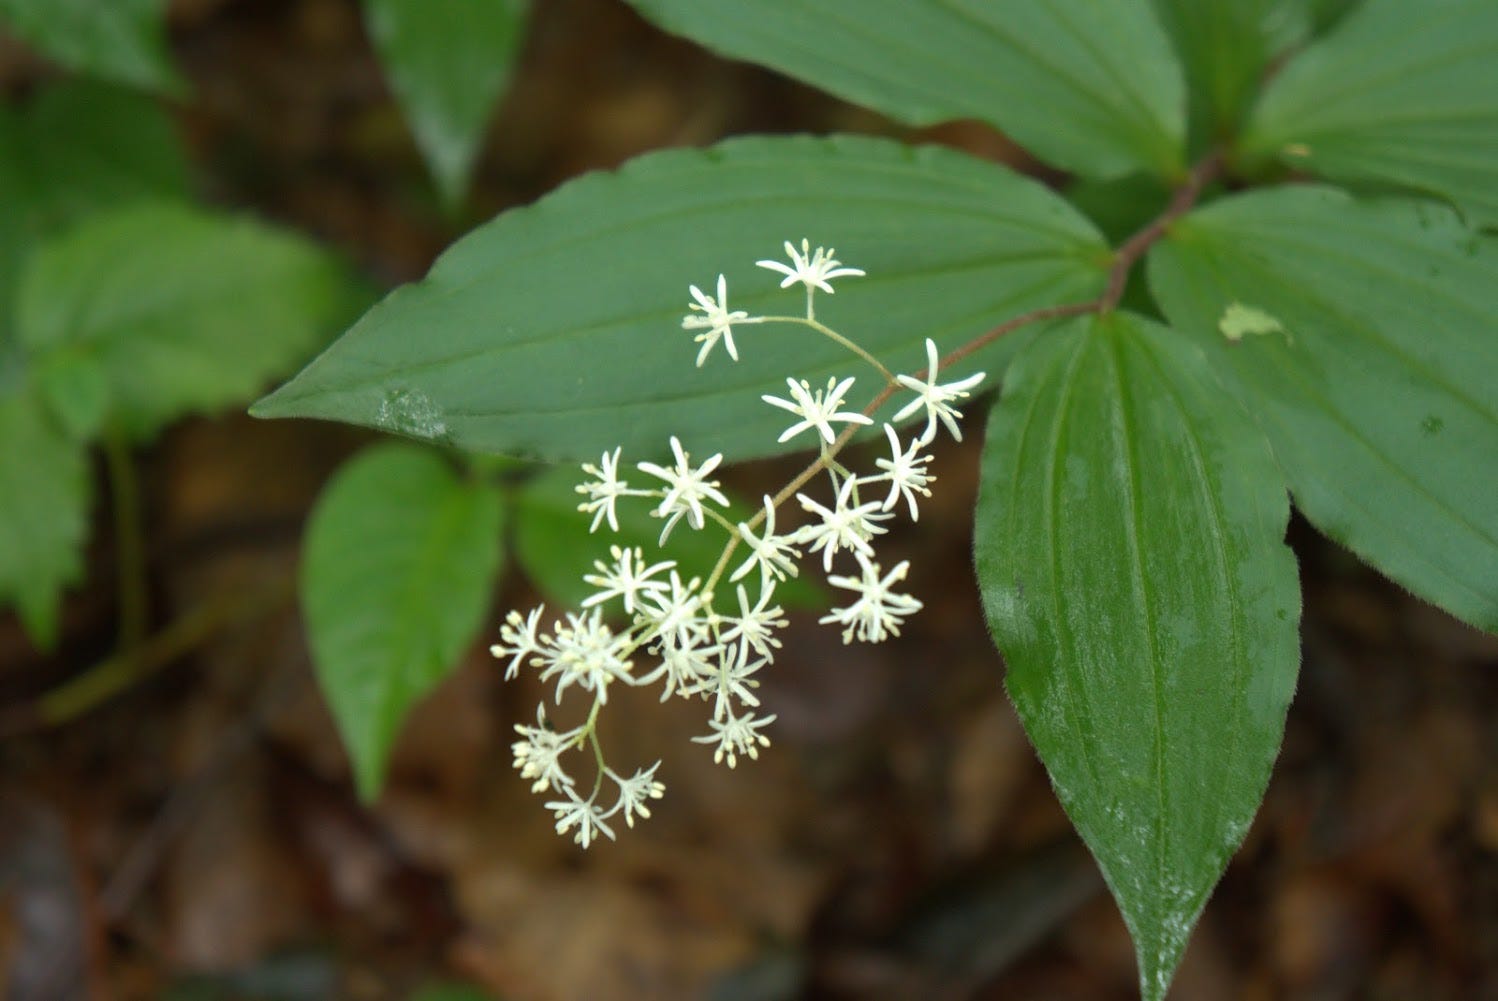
left=637, top=436, right=731, bottom=543
left=582, top=545, right=673, bottom=614
left=729, top=495, right=801, bottom=585
left=536, top=609, right=633, bottom=703
left=718, top=582, right=786, bottom=660
left=511, top=706, right=579, bottom=793
left=692, top=709, right=777, bottom=768
left=762, top=375, right=873, bottom=445
left=756, top=238, right=865, bottom=295
left=820, top=557, right=923, bottom=644
left=794, top=475, right=891, bottom=571
left=490, top=605, right=546, bottom=680
left=871, top=423, right=934, bottom=520
left=686, top=644, right=767, bottom=721
left=545, top=788, right=616, bottom=848
left=604, top=761, right=666, bottom=828
left=682, top=274, right=750, bottom=367
left=638, top=569, right=710, bottom=651
left=575, top=447, right=639, bottom=533
left=893, top=338, right=986, bottom=444
left=637, top=626, right=719, bottom=701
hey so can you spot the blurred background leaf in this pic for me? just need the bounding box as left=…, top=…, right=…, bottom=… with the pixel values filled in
left=16, top=202, right=354, bottom=441
left=625, top=0, right=1187, bottom=179
left=1240, top=0, right=1498, bottom=228
left=0, top=0, right=182, bottom=94
left=301, top=443, right=506, bottom=800
left=364, top=0, right=528, bottom=207
left=0, top=387, right=90, bottom=647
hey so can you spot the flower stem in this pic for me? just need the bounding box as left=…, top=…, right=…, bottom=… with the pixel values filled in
left=754, top=315, right=898, bottom=385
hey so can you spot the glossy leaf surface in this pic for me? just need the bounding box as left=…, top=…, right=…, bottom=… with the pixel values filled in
left=253, top=135, right=1109, bottom=461
left=301, top=444, right=505, bottom=799
left=625, top=0, right=1185, bottom=179
left=1242, top=0, right=1498, bottom=228
left=17, top=203, right=348, bottom=439
left=365, top=0, right=527, bottom=204
left=974, top=313, right=1300, bottom=1000
left=1149, top=186, right=1498, bottom=632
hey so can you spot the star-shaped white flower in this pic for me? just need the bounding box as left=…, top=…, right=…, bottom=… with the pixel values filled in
left=511, top=705, right=580, bottom=793
left=490, top=605, right=546, bottom=680
left=692, top=708, right=777, bottom=768
left=536, top=609, right=633, bottom=703
left=893, top=338, right=986, bottom=444
left=685, top=643, right=768, bottom=722
left=819, top=556, right=923, bottom=644
left=717, top=582, right=786, bottom=661
left=682, top=274, right=751, bottom=367
left=729, top=495, right=801, bottom=585
left=637, top=626, right=719, bottom=701
left=794, top=475, right=891, bottom=571
left=582, top=545, right=674, bottom=614
left=762, top=375, right=873, bottom=445
left=544, top=787, right=616, bottom=848
left=638, top=569, right=710, bottom=651
left=871, top=423, right=935, bottom=520
left=575, top=447, right=640, bottom=533
left=756, top=239, right=865, bottom=294
left=604, top=761, right=665, bottom=829
left=637, top=436, right=731, bottom=543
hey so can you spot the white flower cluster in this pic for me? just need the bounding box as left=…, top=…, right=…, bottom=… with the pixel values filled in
left=493, top=240, right=985, bottom=847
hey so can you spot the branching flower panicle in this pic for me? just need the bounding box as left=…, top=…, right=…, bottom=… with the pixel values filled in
left=495, top=239, right=983, bottom=847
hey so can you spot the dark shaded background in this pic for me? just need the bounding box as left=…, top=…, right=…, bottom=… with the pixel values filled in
left=1, top=1, right=1494, bottom=998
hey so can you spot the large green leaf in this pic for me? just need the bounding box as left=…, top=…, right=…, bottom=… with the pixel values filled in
left=625, top=0, right=1185, bottom=180
left=1149, top=0, right=1314, bottom=149
left=0, top=0, right=180, bottom=93
left=1148, top=187, right=1498, bottom=633
left=974, top=312, right=1300, bottom=1001
left=365, top=0, right=527, bottom=205
left=301, top=444, right=505, bottom=799
left=16, top=202, right=349, bottom=440
left=1240, top=0, right=1498, bottom=228
left=253, top=135, right=1109, bottom=461
left=0, top=387, right=91, bottom=647
left=0, top=81, right=189, bottom=324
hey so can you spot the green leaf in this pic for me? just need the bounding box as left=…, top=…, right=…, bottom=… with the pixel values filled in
left=0, top=386, right=91, bottom=647
left=974, top=312, right=1300, bottom=1001
left=34, top=348, right=110, bottom=441
left=1150, top=0, right=1314, bottom=149
left=513, top=466, right=820, bottom=610
left=365, top=0, right=527, bottom=206
left=301, top=444, right=505, bottom=799
left=0, top=81, right=189, bottom=323
left=253, top=134, right=1109, bottom=461
left=1241, top=0, right=1498, bottom=228
left=16, top=202, right=349, bottom=440
left=624, top=0, right=1185, bottom=180
left=1148, top=186, right=1498, bottom=633
left=0, top=0, right=181, bottom=93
